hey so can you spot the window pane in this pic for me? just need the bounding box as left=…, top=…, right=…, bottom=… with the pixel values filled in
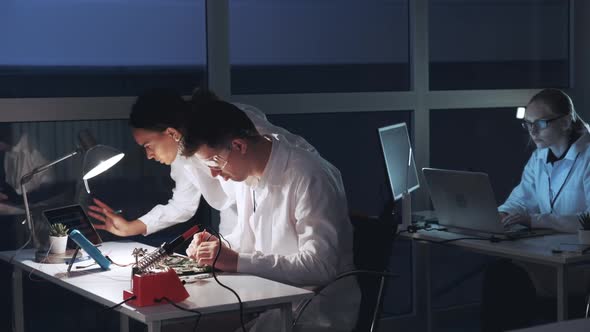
left=430, top=0, right=569, bottom=90
left=430, top=108, right=531, bottom=204
left=230, top=0, right=410, bottom=94
left=0, top=1, right=206, bottom=97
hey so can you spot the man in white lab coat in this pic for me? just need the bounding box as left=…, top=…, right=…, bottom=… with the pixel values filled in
left=88, top=89, right=316, bottom=238
left=183, top=94, right=360, bottom=331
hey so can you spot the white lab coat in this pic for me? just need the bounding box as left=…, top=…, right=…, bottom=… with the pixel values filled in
left=499, top=132, right=590, bottom=296
left=224, top=137, right=360, bottom=332
left=498, top=132, right=590, bottom=233
left=138, top=104, right=316, bottom=235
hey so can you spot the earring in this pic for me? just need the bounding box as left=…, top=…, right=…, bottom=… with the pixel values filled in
left=174, top=136, right=180, bottom=142
left=177, top=138, right=185, bottom=155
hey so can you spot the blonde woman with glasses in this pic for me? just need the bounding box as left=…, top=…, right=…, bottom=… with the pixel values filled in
left=482, top=89, right=590, bottom=332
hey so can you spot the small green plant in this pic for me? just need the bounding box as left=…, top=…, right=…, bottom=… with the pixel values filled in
left=577, top=212, right=590, bottom=230
left=49, top=223, right=69, bottom=237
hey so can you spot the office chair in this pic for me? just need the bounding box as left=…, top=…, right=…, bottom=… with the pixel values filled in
left=350, top=211, right=399, bottom=331
left=292, top=211, right=399, bottom=332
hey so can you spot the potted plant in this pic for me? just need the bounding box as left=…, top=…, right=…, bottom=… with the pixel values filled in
left=577, top=213, right=590, bottom=245
left=48, top=223, right=69, bottom=254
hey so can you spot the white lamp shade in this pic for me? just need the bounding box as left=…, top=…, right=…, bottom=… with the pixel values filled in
left=82, top=145, right=125, bottom=180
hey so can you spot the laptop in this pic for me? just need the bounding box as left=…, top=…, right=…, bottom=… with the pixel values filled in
left=422, top=168, right=554, bottom=238
left=43, top=204, right=103, bottom=249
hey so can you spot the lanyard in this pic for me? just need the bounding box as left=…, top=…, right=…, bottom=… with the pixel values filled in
left=548, top=153, right=579, bottom=212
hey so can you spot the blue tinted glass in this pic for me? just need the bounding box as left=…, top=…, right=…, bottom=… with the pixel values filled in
left=430, top=0, right=569, bottom=90
left=0, top=1, right=206, bottom=97
left=230, top=0, right=410, bottom=94
left=430, top=108, right=530, bottom=203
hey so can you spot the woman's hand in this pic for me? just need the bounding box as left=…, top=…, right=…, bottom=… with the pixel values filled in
left=88, top=198, right=140, bottom=236
left=501, top=213, right=532, bottom=228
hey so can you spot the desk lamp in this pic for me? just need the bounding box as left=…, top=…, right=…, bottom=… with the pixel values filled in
left=516, top=107, right=526, bottom=119
left=20, top=129, right=125, bottom=248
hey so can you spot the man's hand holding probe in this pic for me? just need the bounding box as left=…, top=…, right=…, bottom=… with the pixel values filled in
left=186, top=230, right=238, bottom=272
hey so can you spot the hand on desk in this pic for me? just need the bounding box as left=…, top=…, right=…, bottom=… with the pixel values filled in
left=186, top=231, right=238, bottom=272
left=501, top=213, right=531, bottom=228
left=88, top=198, right=146, bottom=236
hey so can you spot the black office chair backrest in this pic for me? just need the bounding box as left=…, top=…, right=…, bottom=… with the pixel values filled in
left=350, top=212, right=398, bottom=331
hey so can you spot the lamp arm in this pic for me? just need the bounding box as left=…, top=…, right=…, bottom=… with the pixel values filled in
left=20, top=149, right=80, bottom=185
left=20, top=148, right=80, bottom=249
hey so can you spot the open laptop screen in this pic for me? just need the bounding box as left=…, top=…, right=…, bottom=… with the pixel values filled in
left=43, top=204, right=102, bottom=249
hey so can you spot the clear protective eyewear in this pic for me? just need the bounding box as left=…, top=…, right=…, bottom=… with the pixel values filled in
left=521, top=114, right=568, bottom=132
left=201, top=148, right=231, bottom=171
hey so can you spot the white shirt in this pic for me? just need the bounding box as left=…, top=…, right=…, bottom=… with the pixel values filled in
left=139, top=104, right=316, bottom=235
left=499, top=132, right=590, bottom=233
left=225, top=137, right=360, bottom=331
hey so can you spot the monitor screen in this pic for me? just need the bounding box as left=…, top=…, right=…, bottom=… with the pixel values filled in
left=378, top=123, right=420, bottom=201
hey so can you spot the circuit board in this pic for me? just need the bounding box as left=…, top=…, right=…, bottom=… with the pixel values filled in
left=161, top=254, right=212, bottom=276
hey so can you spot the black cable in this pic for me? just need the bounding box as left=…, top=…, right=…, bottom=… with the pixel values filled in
left=218, top=231, right=232, bottom=250
left=401, top=223, right=512, bottom=244
left=397, top=223, right=445, bottom=236
left=292, top=269, right=399, bottom=327
left=155, top=297, right=202, bottom=332
left=205, top=227, right=247, bottom=332
left=75, top=262, right=97, bottom=269
left=413, top=235, right=509, bottom=244
left=103, top=296, right=136, bottom=311
left=396, top=229, right=410, bottom=236
left=206, top=230, right=232, bottom=250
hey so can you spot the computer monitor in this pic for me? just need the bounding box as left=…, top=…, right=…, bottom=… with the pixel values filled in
left=378, top=122, right=420, bottom=201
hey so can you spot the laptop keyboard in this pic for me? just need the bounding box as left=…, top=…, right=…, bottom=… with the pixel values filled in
left=504, top=224, right=530, bottom=234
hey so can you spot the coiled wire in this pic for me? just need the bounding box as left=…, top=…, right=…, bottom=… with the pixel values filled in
left=134, top=245, right=167, bottom=273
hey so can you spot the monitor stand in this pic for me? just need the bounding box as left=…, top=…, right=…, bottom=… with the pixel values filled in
left=401, top=192, right=412, bottom=229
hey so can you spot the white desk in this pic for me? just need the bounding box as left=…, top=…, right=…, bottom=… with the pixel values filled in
left=404, top=230, right=590, bottom=332
left=0, top=241, right=313, bottom=332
